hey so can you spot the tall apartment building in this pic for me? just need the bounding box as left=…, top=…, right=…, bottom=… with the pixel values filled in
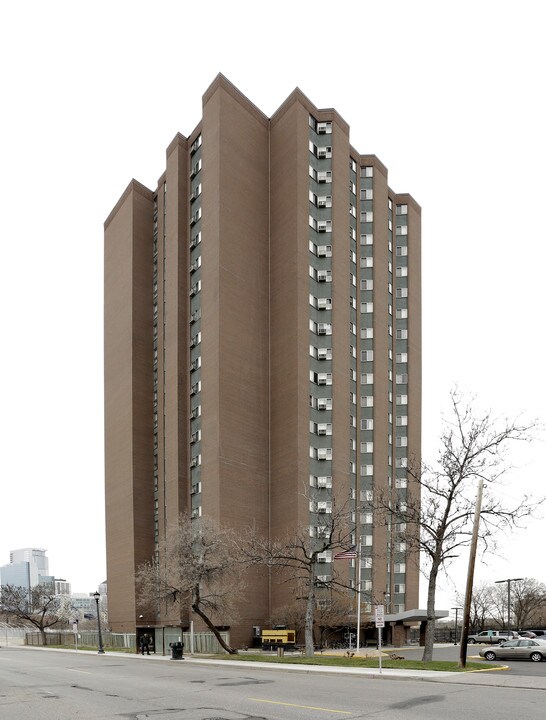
left=104, top=74, right=421, bottom=647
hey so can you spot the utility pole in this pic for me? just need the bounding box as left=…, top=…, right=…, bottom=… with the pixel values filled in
left=459, top=478, right=483, bottom=669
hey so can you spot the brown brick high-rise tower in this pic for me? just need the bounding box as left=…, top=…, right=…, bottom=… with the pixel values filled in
left=104, top=74, right=421, bottom=649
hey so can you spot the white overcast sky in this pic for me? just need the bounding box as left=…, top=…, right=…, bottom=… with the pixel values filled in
left=1, top=1, right=544, bottom=612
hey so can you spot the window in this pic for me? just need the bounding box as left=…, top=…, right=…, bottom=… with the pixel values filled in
left=310, top=421, right=332, bottom=436
left=360, top=257, right=373, bottom=268
left=396, top=329, right=408, bottom=339
left=395, top=457, right=408, bottom=468
left=361, top=441, right=373, bottom=453
left=361, top=327, right=373, bottom=339
left=313, top=447, right=333, bottom=461
left=317, top=121, right=332, bottom=134
left=394, top=562, right=406, bottom=573
left=361, top=302, right=374, bottom=313
left=395, top=436, right=408, bottom=447
left=311, top=371, right=333, bottom=385
left=313, top=396, right=332, bottom=411
left=361, top=166, right=373, bottom=178
left=396, top=266, right=408, bottom=277
left=315, top=321, right=332, bottom=335
left=190, top=134, right=202, bottom=154
left=313, top=297, right=332, bottom=310
left=396, top=394, right=408, bottom=405
left=396, top=373, right=408, bottom=383
left=396, top=308, right=408, bottom=319
left=189, top=279, right=201, bottom=297
left=360, top=279, right=373, bottom=290
left=361, top=535, right=373, bottom=546
left=189, top=331, right=201, bottom=348
left=361, top=419, right=374, bottom=430
left=396, top=416, right=408, bottom=426
left=361, top=350, right=374, bottom=362
left=394, top=583, right=406, bottom=594
left=396, top=204, right=408, bottom=215
left=360, top=395, right=374, bottom=407
left=396, top=287, right=408, bottom=298
left=360, top=234, right=374, bottom=245
left=360, top=211, right=374, bottom=222
left=360, top=188, right=373, bottom=200
left=311, top=267, right=333, bottom=282
left=361, top=372, right=373, bottom=384
left=396, top=353, right=408, bottom=363
left=190, top=159, right=202, bottom=178
left=318, top=195, right=332, bottom=208
left=396, top=225, right=408, bottom=236
left=396, top=246, right=408, bottom=256
left=314, top=244, right=332, bottom=257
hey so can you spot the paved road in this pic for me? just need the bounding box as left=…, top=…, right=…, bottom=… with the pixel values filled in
left=1, top=647, right=546, bottom=720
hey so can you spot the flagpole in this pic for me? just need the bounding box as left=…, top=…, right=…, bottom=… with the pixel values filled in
left=356, top=542, right=361, bottom=652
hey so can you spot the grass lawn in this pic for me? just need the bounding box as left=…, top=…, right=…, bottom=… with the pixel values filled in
left=215, top=653, right=486, bottom=672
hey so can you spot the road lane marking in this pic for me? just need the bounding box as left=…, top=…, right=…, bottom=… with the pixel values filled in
left=249, top=698, right=351, bottom=714
left=66, top=668, right=91, bottom=674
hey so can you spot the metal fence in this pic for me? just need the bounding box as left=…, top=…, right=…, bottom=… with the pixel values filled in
left=0, top=624, right=28, bottom=646
left=24, top=628, right=229, bottom=654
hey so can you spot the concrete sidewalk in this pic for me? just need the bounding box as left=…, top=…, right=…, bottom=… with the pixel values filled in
left=11, top=645, right=546, bottom=690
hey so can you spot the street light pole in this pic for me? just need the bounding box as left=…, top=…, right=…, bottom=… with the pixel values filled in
left=92, top=591, right=105, bottom=654
left=495, top=578, right=523, bottom=632
left=451, top=607, right=462, bottom=644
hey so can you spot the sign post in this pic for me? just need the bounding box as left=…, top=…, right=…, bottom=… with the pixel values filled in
left=374, top=605, right=385, bottom=674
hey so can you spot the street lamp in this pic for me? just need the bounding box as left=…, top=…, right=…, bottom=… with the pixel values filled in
left=495, top=578, right=523, bottom=632
left=92, top=591, right=105, bottom=654
left=451, top=607, right=462, bottom=644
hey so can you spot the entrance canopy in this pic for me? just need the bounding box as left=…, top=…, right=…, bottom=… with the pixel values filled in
left=384, top=608, right=449, bottom=624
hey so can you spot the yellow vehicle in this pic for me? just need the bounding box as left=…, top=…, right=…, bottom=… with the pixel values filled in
left=261, top=628, right=296, bottom=650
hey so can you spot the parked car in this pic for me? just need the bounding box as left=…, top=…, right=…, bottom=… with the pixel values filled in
left=518, top=631, right=537, bottom=638
left=467, top=630, right=519, bottom=644
left=525, top=629, right=546, bottom=637
left=479, top=638, right=546, bottom=662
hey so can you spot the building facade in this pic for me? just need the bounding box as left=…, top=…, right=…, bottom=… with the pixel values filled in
left=104, top=75, right=421, bottom=646
left=1, top=548, right=53, bottom=593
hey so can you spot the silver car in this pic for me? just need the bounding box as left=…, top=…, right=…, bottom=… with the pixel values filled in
left=479, top=638, right=546, bottom=662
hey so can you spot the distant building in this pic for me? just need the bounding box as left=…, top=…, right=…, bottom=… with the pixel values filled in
left=1, top=548, right=53, bottom=592
left=70, top=594, right=95, bottom=618
left=55, top=579, right=71, bottom=595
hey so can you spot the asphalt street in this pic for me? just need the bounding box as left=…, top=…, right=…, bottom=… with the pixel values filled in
left=1, top=646, right=546, bottom=720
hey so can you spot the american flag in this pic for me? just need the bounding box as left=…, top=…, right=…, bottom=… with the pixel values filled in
left=333, top=545, right=358, bottom=560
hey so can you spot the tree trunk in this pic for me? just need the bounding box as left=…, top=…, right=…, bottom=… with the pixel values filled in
left=304, top=568, right=315, bottom=656
left=191, top=602, right=237, bottom=654
left=422, top=564, right=439, bottom=662
left=40, top=627, right=47, bottom=646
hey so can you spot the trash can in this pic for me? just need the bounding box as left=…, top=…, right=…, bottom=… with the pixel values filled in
left=277, top=647, right=284, bottom=657
left=170, top=641, right=184, bottom=660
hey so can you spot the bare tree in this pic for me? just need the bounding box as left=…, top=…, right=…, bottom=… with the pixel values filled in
left=0, top=584, right=67, bottom=644
left=509, top=578, right=546, bottom=629
left=242, top=498, right=354, bottom=656
left=314, top=591, right=363, bottom=649
left=378, top=389, right=542, bottom=662
left=136, top=514, right=244, bottom=654
left=456, top=581, right=496, bottom=631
